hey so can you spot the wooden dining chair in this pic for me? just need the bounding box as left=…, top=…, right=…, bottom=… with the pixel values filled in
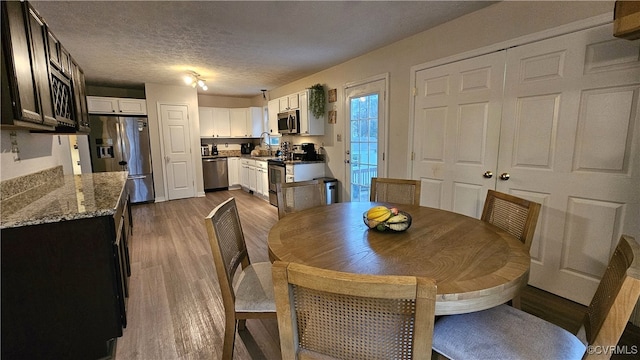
left=481, top=190, right=541, bottom=308
left=432, top=235, right=640, bottom=360
left=272, top=261, right=437, bottom=360
left=204, top=198, right=277, bottom=360
left=481, top=190, right=541, bottom=251
left=370, top=177, right=421, bottom=205
left=276, top=180, right=325, bottom=219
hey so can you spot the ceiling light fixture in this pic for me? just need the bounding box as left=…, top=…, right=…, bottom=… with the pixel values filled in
left=184, top=71, right=208, bottom=91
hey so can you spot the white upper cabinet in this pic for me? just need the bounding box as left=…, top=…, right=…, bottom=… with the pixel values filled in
left=278, top=97, right=289, bottom=112
left=279, top=93, right=299, bottom=112
left=229, top=108, right=248, bottom=137
left=211, top=107, right=231, bottom=137
left=199, top=106, right=264, bottom=138
left=87, top=96, right=147, bottom=115
left=287, top=93, right=299, bottom=109
left=199, top=107, right=214, bottom=137
left=299, top=90, right=324, bottom=136
left=267, top=100, right=279, bottom=134
left=248, top=107, right=264, bottom=137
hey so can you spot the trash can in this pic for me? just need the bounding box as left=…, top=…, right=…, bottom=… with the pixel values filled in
left=315, top=177, right=338, bottom=204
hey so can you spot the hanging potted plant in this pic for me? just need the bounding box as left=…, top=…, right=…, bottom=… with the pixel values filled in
left=308, top=83, right=326, bottom=118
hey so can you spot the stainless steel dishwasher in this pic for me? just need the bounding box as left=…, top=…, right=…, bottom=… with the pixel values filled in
left=203, top=157, right=229, bottom=190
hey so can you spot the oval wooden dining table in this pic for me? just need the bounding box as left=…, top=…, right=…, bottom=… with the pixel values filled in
left=268, top=201, right=531, bottom=315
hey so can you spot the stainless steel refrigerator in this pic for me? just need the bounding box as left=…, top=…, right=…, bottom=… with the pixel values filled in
left=89, top=115, right=155, bottom=203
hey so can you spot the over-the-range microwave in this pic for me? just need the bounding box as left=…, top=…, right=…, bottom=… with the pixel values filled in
left=277, top=110, right=300, bottom=134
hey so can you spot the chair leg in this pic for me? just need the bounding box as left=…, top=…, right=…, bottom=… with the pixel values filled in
left=511, top=295, right=522, bottom=309
left=222, top=318, right=237, bottom=360
left=238, top=319, right=247, bottom=331
left=432, top=350, right=451, bottom=360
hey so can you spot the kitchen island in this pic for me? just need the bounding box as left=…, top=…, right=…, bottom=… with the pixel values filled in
left=1, top=168, right=131, bottom=359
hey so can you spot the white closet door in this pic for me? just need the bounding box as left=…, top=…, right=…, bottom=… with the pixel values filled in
left=412, top=51, right=506, bottom=217
left=499, top=24, right=640, bottom=304
left=160, top=104, right=195, bottom=201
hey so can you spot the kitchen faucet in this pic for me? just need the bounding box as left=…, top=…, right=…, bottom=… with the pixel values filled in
left=260, top=132, right=271, bottom=154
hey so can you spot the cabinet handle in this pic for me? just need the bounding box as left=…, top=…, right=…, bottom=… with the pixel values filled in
left=483, top=171, right=493, bottom=178
left=499, top=173, right=510, bottom=180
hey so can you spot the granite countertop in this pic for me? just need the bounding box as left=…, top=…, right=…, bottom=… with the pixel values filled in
left=1, top=171, right=128, bottom=229
left=266, top=158, right=325, bottom=165
left=205, top=155, right=324, bottom=164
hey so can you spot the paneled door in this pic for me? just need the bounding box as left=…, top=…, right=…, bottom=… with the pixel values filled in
left=160, top=104, right=195, bottom=200
left=498, top=25, right=640, bottom=305
left=412, top=51, right=506, bottom=216
left=412, top=23, right=639, bottom=305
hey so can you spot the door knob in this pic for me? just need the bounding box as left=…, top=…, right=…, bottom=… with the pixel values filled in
left=483, top=171, right=493, bottom=178
left=500, top=173, right=510, bottom=180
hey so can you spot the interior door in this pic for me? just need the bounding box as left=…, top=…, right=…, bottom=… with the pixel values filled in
left=498, top=24, right=640, bottom=305
left=412, top=51, right=505, bottom=216
left=159, top=104, right=195, bottom=200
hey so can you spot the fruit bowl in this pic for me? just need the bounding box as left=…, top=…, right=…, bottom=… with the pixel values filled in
left=363, top=210, right=412, bottom=232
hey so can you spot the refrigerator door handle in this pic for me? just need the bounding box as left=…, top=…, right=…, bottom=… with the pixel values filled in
left=117, top=119, right=128, bottom=171
left=129, top=175, right=146, bottom=180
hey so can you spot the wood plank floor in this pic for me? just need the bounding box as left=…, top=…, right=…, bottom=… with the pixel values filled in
left=115, top=189, right=639, bottom=360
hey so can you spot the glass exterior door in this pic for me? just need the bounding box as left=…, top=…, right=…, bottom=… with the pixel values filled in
left=349, top=95, right=379, bottom=201
left=345, top=77, right=387, bottom=202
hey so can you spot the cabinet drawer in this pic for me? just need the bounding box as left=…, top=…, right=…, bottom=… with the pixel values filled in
left=256, top=160, right=268, bottom=170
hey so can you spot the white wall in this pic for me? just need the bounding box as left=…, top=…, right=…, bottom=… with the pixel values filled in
left=144, top=83, right=201, bottom=201
left=263, top=1, right=613, bottom=198
left=0, top=130, right=75, bottom=180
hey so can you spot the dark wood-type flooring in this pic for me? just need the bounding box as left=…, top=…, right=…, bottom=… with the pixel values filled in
left=115, top=189, right=639, bottom=359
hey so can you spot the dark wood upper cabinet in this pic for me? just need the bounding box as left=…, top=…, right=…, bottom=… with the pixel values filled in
left=46, top=30, right=61, bottom=70
left=1, top=1, right=88, bottom=132
left=1, top=1, right=54, bottom=129
left=71, top=59, right=90, bottom=133
left=47, top=30, right=72, bottom=77
left=25, top=3, right=57, bottom=127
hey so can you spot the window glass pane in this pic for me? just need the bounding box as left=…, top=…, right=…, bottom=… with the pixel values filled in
left=350, top=93, right=379, bottom=201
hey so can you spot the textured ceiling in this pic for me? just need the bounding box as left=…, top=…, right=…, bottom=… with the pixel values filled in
left=30, top=1, right=495, bottom=97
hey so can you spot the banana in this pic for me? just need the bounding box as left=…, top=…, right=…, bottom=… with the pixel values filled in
left=366, top=206, right=392, bottom=222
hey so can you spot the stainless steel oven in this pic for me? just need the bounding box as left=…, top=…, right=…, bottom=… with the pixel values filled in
left=268, top=160, right=286, bottom=206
